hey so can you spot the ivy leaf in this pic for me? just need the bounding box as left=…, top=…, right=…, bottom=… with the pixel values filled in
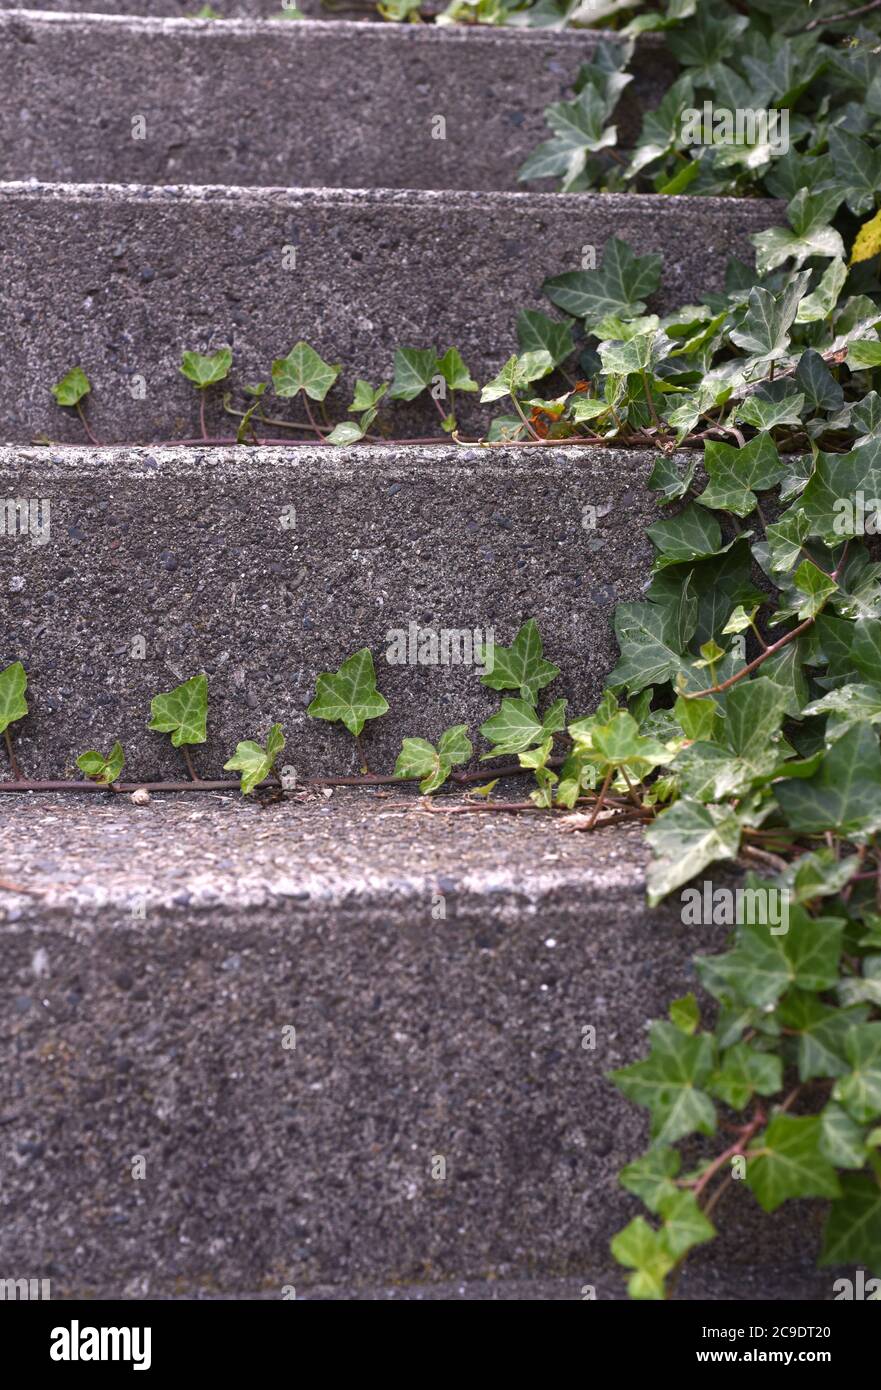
left=793, top=559, right=838, bottom=619
left=795, top=437, right=881, bottom=543
left=796, top=260, right=848, bottom=326
left=436, top=348, right=478, bottom=394
left=848, top=337, right=881, bottom=370
left=819, top=1173, right=881, bottom=1271
left=833, top=1023, right=881, bottom=1124
left=729, top=271, right=811, bottom=362
left=827, top=127, right=881, bottom=216
left=388, top=346, right=438, bottom=401
left=611, top=1020, right=716, bottom=1146
left=307, top=648, right=389, bottom=737
left=657, top=1190, right=716, bottom=1260
left=480, top=351, right=553, bottom=403
left=223, top=723, right=285, bottom=796
left=180, top=347, right=232, bottom=389
left=608, top=585, right=698, bottom=695
left=51, top=367, right=91, bottom=406
left=774, top=722, right=881, bottom=835
left=478, top=619, right=559, bottom=703
left=647, top=504, right=721, bottom=567
left=752, top=189, right=844, bottom=275
left=272, top=342, right=341, bottom=401
left=0, top=661, right=28, bottom=736
left=349, top=379, right=388, bottom=412
left=698, top=433, right=786, bottom=516
left=516, top=310, right=575, bottom=368
left=543, top=237, right=662, bottom=329
left=479, top=698, right=567, bottom=758
left=794, top=347, right=844, bottom=412
left=853, top=618, right=881, bottom=685
left=76, top=741, right=125, bottom=786
left=779, top=993, right=870, bottom=1082
left=746, top=1115, right=841, bottom=1213
left=591, top=712, right=671, bottom=777
left=147, top=674, right=208, bottom=748
left=735, top=393, right=804, bottom=430
left=709, top=1042, right=782, bottom=1111
left=820, top=1102, right=868, bottom=1170
left=648, top=453, right=697, bottom=502
left=610, top=1217, right=675, bottom=1301
left=394, top=725, right=471, bottom=795
left=645, top=799, right=742, bottom=905
left=619, top=1147, right=681, bottom=1215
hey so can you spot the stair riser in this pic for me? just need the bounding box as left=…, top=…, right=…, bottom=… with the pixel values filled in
left=0, top=184, right=779, bottom=445
left=0, top=444, right=656, bottom=782
left=0, top=853, right=822, bottom=1298
left=0, top=14, right=675, bottom=190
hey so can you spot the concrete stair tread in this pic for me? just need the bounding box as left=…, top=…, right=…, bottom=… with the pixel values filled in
left=0, top=788, right=651, bottom=919
left=0, top=182, right=781, bottom=442
left=0, top=11, right=673, bottom=189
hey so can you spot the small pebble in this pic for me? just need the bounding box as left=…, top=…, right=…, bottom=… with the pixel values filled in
left=130, top=788, right=151, bottom=806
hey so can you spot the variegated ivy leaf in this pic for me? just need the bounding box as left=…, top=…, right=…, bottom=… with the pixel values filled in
left=752, top=189, right=844, bottom=276
left=480, top=351, right=554, bottom=403
left=180, top=347, right=232, bottom=389
left=795, top=436, right=881, bottom=543
left=599, top=329, right=675, bottom=377
left=774, top=722, right=881, bottom=836
left=735, top=393, right=804, bottom=431
left=645, top=798, right=742, bottom=905
left=478, top=619, right=559, bottom=703
left=543, top=237, right=662, bottom=330
left=803, top=685, right=881, bottom=742
left=608, top=580, right=698, bottom=695
left=224, top=723, right=285, bottom=795
left=51, top=367, right=91, bottom=407
left=394, top=725, right=471, bottom=795
left=388, top=347, right=438, bottom=402
left=479, top=698, right=567, bottom=759
left=272, top=342, right=340, bottom=401
left=795, top=259, right=847, bottom=325
left=698, top=432, right=786, bottom=517
left=147, top=674, right=208, bottom=748
left=590, top=712, right=671, bottom=777
left=307, top=648, right=389, bottom=738
left=729, top=271, right=811, bottom=363
left=0, top=661, right=28, bottom=736
left=77, top=741, right=125, bottom=786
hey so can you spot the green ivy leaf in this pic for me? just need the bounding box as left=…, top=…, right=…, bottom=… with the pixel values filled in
left=180, top=347, right=232, bottom=389
left=619, top=1147, right=681, bottom=1215
left=746, top=1114, right=841, bottom=1213
left=76, top=741, right=125, bottom=786
left=479, top=698, right=567, bottom=758
left=272, top=342, right=341, bottom=401
left=388, top=347, right=438, bottom=401
left=709, top=1041, right=782, bottom=1110
left=820, top=1173, right=881, bottom=1270
left=833, top=1023, right=881, bottom=1124
left=0, top=661, right=28, bottom=736
left=51, top=367, right=91, bottom=407
left=775, top=722, right=881, bottom=835
left=147, top=674, right=208, bottom=748
left=436, top=347, right=478, bottom=394
left=657, top=1190, right=716, bottom=1259
left=223, top=723, right=285, bottom=795
left=543, top=237, right=662, bottom=329
left=698, top=432, right=786, bottom=516
left=611, top=1020, right=717, bottom=1146
left=516, top=310, right=575, bottom=368
left=394, top=725, right=472, bottom=794
left=307, top=648, right=389, bottom=738
left=610, top=1217, right=675, bottom=1301
left=478, top=619, right=559, bottom=703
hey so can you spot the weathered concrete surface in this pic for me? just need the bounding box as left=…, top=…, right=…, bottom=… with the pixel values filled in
left=0, top=14, right=676, bottom=189
left=0, top=443, right=657, bottom=781
left=0, top=793, right=827, bottom=1298
left=0, top=182, right=781, bottom=444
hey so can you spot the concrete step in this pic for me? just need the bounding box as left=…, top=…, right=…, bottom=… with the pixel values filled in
left=1, top=442, right=655, bottom=782
left=0, top=13, right=675, bottom=190
left=0, top=182, right=779, bottom=444
left=0, top=792, right=825, bottom=1299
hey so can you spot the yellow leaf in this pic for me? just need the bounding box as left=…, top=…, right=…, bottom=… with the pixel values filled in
left=851, top=207, right=881, bottom=265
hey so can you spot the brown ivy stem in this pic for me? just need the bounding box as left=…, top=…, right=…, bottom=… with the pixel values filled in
left=302, top=397, right=330, bottom=443
left=353, top=734, right=370, bottom=775
left=76, top=402, right=101, bottom=447
left=4, top=730, right=22, bottom=783
left=587, top=767, right=614, bottom=829
left=685, top=617, right=815, bottom=699
left=804, top=0, right=881, bottom=29
left=199, top=393, right=209, bottom=444
left=181, top=747, right=200, bottom=783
